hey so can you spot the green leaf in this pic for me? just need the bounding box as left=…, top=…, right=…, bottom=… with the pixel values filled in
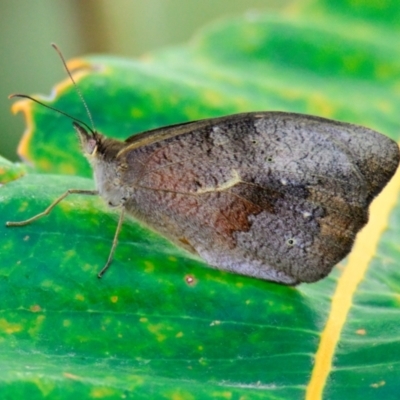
left=2, top=5, right=400, bottom=399
left=1, top=173, right=337, bottom=399
left=0, top=155, right=27, bottom=184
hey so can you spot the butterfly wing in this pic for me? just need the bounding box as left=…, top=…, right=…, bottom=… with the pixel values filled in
left=117, top=112, right=399, bottom=284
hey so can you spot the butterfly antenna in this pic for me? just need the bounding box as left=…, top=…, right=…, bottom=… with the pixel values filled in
left=51, top=43, right=96, bottom=132
left=9, top=93, right=95, bottom=135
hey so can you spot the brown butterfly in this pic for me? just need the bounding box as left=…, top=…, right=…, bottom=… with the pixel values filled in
left=7, top=45, right=400, bottom=285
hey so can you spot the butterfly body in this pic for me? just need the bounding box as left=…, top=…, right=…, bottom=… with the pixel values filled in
left=75, top=111, right=400, bottom=284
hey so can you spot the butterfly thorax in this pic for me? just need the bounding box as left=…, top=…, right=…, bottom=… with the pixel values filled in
left=93, top=135, right=130, bottom=208
left=93, top=136, right=130, bottom=208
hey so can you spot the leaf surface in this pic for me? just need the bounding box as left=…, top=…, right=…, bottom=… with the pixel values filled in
left=2, top=3, right=400, bottom=399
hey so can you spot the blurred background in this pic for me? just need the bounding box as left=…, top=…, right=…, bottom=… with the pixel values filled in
left=1, top=0, right=292, bottom=162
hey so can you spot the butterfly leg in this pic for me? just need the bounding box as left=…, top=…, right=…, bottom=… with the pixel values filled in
left=6, top=189, right=99, bottom=227
left=97, top=207, right=125, bottom=279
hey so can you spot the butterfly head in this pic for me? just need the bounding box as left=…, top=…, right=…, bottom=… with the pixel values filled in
left=73, top=122, right=99, bottom=157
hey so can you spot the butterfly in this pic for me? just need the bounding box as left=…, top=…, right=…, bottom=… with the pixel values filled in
left=7, top=45, right=400, bottom=285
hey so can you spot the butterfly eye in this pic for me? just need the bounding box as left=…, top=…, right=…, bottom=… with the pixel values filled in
left=87, top=138, right=97, bottom=155
left=265, top=156, right=274, bottom=162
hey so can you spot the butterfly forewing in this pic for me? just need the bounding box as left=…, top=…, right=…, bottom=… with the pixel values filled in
left=114, top=112, right=399, bottom=284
